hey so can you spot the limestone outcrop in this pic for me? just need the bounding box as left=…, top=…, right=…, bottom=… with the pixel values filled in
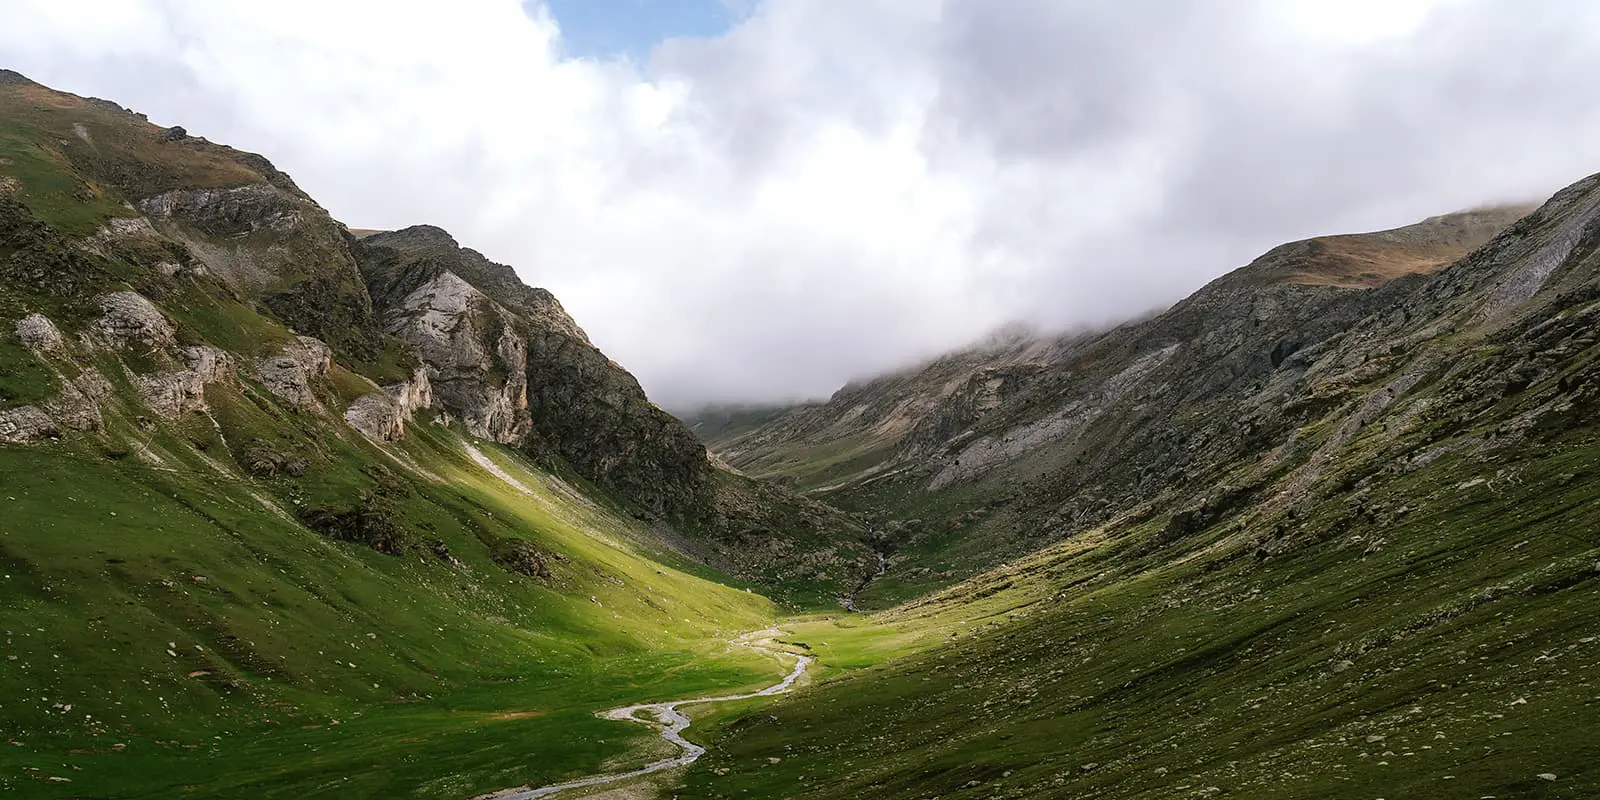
left=15, top=313, right=63, bottom=353
left=344, top=367, right=433, bottom=442
left=379, top=269, right=530, bottom=442
left=90, top=291, right=176, bottom=350
left=138, top=183, right=386, bottom=359
left=0, top=405, right=57, bottom=444
left=253, top=336, right=331, bottom=411
left=139, top=346, right=234, bottom=418
left=0, top=370, right=113, bottom=444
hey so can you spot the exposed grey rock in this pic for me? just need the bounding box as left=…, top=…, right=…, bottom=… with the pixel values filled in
left=358, top=224, right=592, bottom=343
left=95, top=216, right=159, bottom=241
left=344, top=367, right=433, bottom=442
left=182, top=345, right=232, bottom=383
left=138, top=182, right=386, bottom=359
left=137, top=186, right=301, bottom=292
left=1478, top=176, right=1600, bottom=319
left=0, top=366, right=112, bottom=443
left=41, top=370, right=111, bottom=433
left=140, top=184, right=304, bottom=237
left=139, top=372, right=204, bottom=418
left=382, top=270, right=530, bottom=442
left=0, top=405, right=58, bottom=444
left=80, top=216, right=163, bottom=260
left=139, top=346, right=234, bottom=418
left=253, top=336, right=331, bottom=410
left=15, top=313, right=64, bottom=353
left=90, top=291, right=175, bottom=350
left=928, top=343, right=1180, bottom=489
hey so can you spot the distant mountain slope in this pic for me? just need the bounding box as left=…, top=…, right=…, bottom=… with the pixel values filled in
left=681, top=403, right=794, bottom=458
left=681, top=327, right=1077, bottom=493
left=679, top=175, right=1600, bottom=799
left=690, top=203, right=1539, bottom=604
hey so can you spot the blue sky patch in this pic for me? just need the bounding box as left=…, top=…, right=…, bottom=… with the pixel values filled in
left=540, top=0, right=748, bottom=60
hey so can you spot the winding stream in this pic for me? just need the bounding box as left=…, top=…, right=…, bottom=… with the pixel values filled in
left=480, top=632, right=810, bottom=799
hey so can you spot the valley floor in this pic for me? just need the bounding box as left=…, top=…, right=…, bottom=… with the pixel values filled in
left=10, top=421, right=1600, bottom=800
left=0, top=422, right=793, bottom=799
left=484, top=629, right=810, bottom=800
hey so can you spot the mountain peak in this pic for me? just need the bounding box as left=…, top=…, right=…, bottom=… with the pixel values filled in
left=365, top=223, right=459, bottom=249
left=1228, top=204, right=1536, bottom=289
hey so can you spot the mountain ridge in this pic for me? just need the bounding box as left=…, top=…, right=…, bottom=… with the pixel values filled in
left=0, top=68, right=871, bottom=606
left=683, top=199, right=1565, bottom=604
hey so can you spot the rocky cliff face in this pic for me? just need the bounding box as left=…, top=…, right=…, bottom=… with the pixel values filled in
left=138, top=184, right=385, bottom=360
left=373, top=265, right=532, bottom=442
left=343, top=366, right=432, bottom=442
left=352, top=227, right=873, bottom=602
left=354, top=226, right=707, bottom=516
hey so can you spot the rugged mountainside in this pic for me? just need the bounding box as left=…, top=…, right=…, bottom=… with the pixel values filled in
left=347, top=225, right=872, bottom=602
left=689, top=204, right=1539, bottom=603
left=354, top=225, right=706, bottom=516
left=686, top=325, right=1082, bottom=493
left=0, top=69, right=869, bottom=608
left=676, top=179, right=1600, bottom=797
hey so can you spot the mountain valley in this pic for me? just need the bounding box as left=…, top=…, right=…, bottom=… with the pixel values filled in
left=2, top=67, right=1598, bottom=800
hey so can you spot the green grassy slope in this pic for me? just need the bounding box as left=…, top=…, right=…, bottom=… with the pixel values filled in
left=0, top=412, right=790, bottom=798
left=681, top=430, right=1600, bottom=799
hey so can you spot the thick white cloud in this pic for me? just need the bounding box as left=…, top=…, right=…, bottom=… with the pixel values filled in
left=4, top=1, right=1600, bottom=408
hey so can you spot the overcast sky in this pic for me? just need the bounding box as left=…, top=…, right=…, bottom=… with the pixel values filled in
left=5, top=1, right=1600, bottom=409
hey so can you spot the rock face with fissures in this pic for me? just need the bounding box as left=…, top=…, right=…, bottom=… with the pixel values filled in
left=90, top=291, right=176, bottom=350
left=15, top=313, right=64, bottom=353
left=344, top=367, right=433, bottom=442
left=139, top=346, right=234, bottom=418
left=354, top=226, right=711, bottom=519
left=253, top=336, right=332, bottom=411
